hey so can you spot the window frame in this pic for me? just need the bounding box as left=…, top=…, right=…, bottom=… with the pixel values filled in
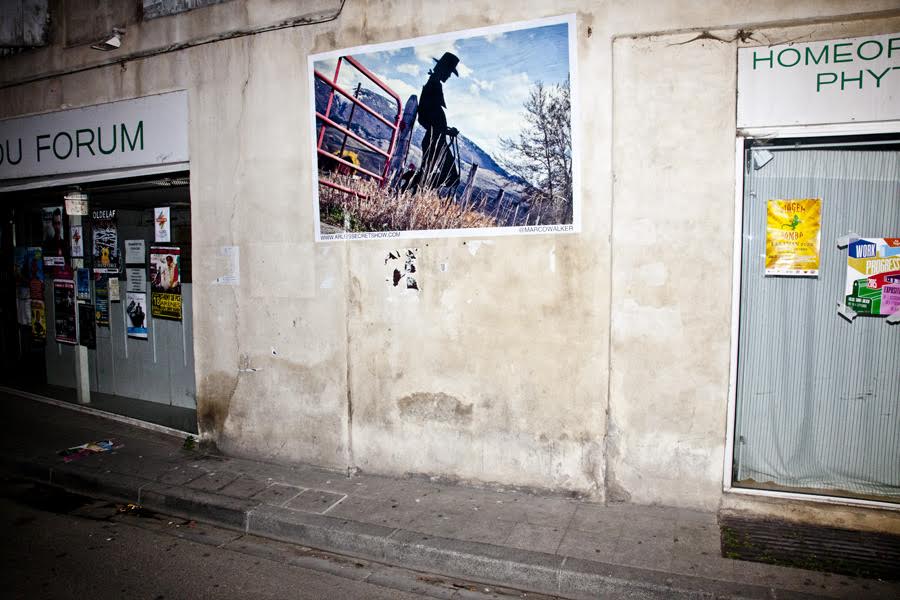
left=723, top=120, right=900, bottom=511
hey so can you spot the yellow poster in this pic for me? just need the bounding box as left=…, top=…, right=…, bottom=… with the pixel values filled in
left=765, top=198, right=821, bottom=276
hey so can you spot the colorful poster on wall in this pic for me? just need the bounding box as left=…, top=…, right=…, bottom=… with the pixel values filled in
left=14, top=246, right=43, bottom=288
left=154, top=207, right=171, bottom=242
left=76, top=268, right=91, bottom=300
left=845, top=238, right=900, bottom=316
left=309, top=15, right=579, bottom=241
left=42, top=206, right=67, bottom=270
left=53, top=280, right=77, bottom=344
left=765, top=199, right=821, bottom=276
left=91, top=209, right=119, bottom=274
left=149, top=246, right=182, bottom=320
left=125, top=291, right=148, bottom=339
left=94, top=277, right=110, bottom=327
left=14, top=247, right=45, bottom=316
left=70, top=225, right=84, bottom=258
left=78, top=304, right=96, bottom=349
left=31, top=300, right=46, bottom=341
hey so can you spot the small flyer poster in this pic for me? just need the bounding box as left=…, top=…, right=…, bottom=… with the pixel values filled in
left=154, top=207, right=171, bottom=242
left=31, top=300, right=46, bottom=342
left=65, top=198, right=88, bottom=216
left=125, top=291, right=148, bottom=339
left=765, top=199, right=822, bottom=276
left=126, top=267, right=147, bottom=293
left=845, top=238, right=900, bottom=316
left=94, top=277, right=110, bottom=327
left=78, top=304, right=96, bottom=349
left=76, top=268, right=91, bottom=300
left=91, top=209, right=119, bottom=274
left=149, top=246, right=182, bottom=320
left=42, top=206, right=67, bottom=269
left=125, top=239, right=146, bottom=264
left=108, top=276, right=120, bottom=302
left=53, top=280, right=77, bottom=344
left=14, top=246, right=44, bottom=296
left=70, top=225, right=84, bottom=258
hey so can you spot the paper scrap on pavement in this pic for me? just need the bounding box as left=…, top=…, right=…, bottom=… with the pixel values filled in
left=58, top=439, right=123, bottom=462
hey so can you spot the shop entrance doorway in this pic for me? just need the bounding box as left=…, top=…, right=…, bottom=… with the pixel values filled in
left=1, top=172, right=196, bottom=432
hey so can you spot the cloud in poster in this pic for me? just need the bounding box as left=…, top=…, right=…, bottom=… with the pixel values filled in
left=313, top=22, right=570, bottom=160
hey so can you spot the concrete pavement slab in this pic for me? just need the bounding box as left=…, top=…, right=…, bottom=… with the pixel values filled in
left=325, top=493, right=425, bottom=529
left=252, top=482, right=306, bottom=506
left=285, top=489, right=346, bottom=514
left=557, top=526, right=619, bottom=561
left=157, top=464, right=208, bottom=485
left=504, top=521, right=566, bottom=554
left=218, top=474, right=271, bottom=499
left=409, top=510, right=517, bottom=546
left=186, top=469, right=241, bottom=492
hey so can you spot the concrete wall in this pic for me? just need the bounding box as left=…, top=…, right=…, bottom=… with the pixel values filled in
left=1, top=1, right=899, bottom=514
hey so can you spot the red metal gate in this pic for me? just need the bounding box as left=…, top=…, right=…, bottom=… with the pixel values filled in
left=314, top=55, right=402, bottom=197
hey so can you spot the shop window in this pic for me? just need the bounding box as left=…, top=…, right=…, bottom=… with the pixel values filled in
left=733, top=136, right=900, bottom=502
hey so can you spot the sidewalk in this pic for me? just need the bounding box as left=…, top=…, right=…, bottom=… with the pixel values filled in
left=2, top=389, right=896, bottom=600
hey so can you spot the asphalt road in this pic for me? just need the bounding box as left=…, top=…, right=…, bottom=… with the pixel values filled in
left=2, top=478, right=537, bottom=600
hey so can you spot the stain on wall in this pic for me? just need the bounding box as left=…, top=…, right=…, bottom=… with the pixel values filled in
left=397, top=392, right=473, bottom=425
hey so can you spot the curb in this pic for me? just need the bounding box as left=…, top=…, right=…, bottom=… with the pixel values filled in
left=7, top=460, right=822, bottom=600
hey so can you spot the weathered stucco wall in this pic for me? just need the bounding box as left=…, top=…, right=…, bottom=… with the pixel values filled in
left=1, top=1, right=898, bottom=512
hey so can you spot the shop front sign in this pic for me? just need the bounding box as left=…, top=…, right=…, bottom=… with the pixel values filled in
left=0, top=91, right=188, bottom=180
left=737, top=33, right=900, bottom=128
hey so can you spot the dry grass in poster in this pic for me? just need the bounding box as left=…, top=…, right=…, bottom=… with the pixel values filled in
left=319, top=177, right=497, bottom=232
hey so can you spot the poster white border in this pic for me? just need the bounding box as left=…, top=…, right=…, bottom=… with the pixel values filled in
left=308, top=14, right=580, bottom=242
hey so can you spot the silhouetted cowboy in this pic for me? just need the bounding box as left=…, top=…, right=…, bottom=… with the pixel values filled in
left=414, top=52, right=461, bottom=191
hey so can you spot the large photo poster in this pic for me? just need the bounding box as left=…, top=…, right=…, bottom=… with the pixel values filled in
left=845, top=237, right=900, bottom=316
left=126, top=291, right=148, bottom=339
left=309, top=15, right=578, bottom=241
left=149, top=246, right=182, bottom=320
left=91, top=209, right=119, bottom=274
left=42, top=206, right=67, bottom=272
left=53, top=280, right=77, bottom=344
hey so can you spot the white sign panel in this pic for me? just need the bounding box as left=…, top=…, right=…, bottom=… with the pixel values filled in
left=0, top=91, right=189, bottom=180
left=65, top=199, right=88, bottom=215
left=737, top=33, right=900, bottom=128
left=126, top=267, right=146, bottom=293
left=124, top=239, right=146, bottom=264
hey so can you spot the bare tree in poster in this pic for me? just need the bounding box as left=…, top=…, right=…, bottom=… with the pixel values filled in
left=498, top=78, right=573, bottom=225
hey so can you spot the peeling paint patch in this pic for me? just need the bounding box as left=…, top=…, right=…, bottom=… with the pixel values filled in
left=385, top=248, right=419, bottom=292
left=320, top=275, right=334, bottom=289
left=466, top=240, right=494, bottom=256
left=397, top=392, right=473, bottom=425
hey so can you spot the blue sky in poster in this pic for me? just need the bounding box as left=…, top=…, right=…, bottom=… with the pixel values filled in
left=314, top=22, right=570, bottom=158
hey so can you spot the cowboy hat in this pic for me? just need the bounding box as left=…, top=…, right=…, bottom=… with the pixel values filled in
left=431, top=52, right=460, bottom=76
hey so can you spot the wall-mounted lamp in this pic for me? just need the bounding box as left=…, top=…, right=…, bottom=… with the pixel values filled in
left=91, top=28, right=124, bottom=51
